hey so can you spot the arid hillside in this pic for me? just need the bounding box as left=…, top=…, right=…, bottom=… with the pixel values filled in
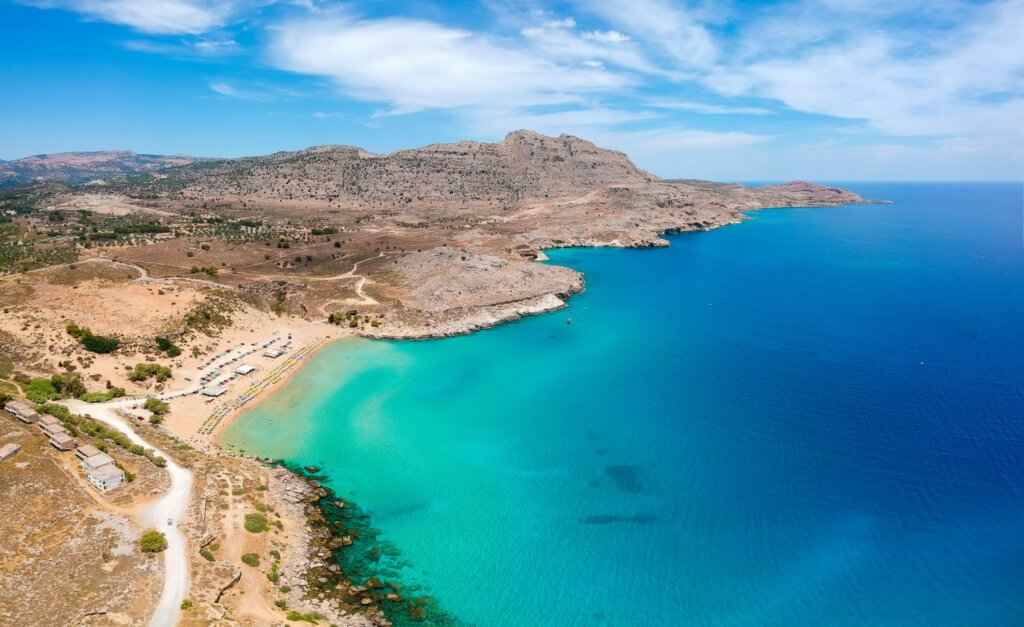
left=5, top=130, right=866, bottom=340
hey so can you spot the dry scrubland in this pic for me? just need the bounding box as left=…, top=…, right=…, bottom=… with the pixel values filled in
left=0, top=130, right=864, bottom=626
left=0, top=417, right=162, bottom=626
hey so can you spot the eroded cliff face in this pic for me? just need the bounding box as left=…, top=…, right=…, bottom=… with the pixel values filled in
left=168, top=130, right=652, bottom=209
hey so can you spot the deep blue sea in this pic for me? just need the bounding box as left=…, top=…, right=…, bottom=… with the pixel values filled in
left=225, top=183, right=1024, bottom=626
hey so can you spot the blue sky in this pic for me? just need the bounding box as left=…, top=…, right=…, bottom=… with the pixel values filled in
left=2, top=0, right=1022, bottom=180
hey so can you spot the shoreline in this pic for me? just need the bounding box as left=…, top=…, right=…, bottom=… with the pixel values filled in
left=203, top=289, right=581, bottom=446
left=207, top=334, right=346, bottom=443
left=272, top=463, right=452, bottom=626
left=200, top=199, right=867, bottom=451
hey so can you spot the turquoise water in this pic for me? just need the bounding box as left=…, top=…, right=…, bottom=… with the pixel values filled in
left=225, top=183, right=1024, bottom=626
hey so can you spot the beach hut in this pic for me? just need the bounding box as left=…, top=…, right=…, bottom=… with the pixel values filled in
left=81, top=452, right=115, bottom=472
left=75, top=444, right=102, bottom=460
left=4, top=400, right=39, bottom=424
left=49, top=431, right=77, bottom=451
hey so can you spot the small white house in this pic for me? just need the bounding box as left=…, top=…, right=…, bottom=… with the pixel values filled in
left=87, top=464, right=125, bottom=492
left=235, top=364, right=256, bottom=376
left=264, top=348, right=284, bottom=359
left=201, top=385, right=226, bottom=397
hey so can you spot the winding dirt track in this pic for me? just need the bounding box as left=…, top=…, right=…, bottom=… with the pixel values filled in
left=63, top=398, right=193, bottom=627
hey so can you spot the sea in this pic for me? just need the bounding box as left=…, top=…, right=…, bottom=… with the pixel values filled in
left=224, top=183, right=1024, bottom=626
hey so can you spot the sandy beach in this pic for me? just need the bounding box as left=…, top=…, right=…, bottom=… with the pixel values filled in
left=154, top=310, right=348, bottom=447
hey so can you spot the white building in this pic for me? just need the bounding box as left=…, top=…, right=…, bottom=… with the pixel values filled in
left=236, top=364, right=256, bottom=375
left=264, top=348, right=284, bottom=359
left=81, top=452, right=116, bottom=472
left=79, top=451, right=126, bottom=492
left=201, top=385, right=226, bottom=397
left=87, top=464, right=125, bottom=492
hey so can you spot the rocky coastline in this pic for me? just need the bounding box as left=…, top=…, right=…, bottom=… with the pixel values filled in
left=263, top=462, right=453, bottom=626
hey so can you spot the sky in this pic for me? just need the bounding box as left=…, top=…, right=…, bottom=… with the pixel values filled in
left=1, top=0, right=1022, bottom=181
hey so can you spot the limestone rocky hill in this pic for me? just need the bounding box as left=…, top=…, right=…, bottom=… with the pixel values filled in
left=148, top=130, right=657, bottom=210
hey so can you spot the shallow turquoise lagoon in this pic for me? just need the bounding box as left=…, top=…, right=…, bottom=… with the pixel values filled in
left=225, top=183, right=1024, bottom=626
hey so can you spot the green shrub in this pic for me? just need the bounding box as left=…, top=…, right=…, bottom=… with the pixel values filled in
left=81, top=387, right=126, bottom=403
left=241, top=553, right=260, bottom=567
left=81, top=333, right=119, bottom=353
left=25, top=378, right=57, bottom=403
left=199, top=548, right=215, bottom=562
left=275, top=599, right=288, bottom=609
left=140, top=530, right=168, bottom=553
left=155, top=337, right=182, bottom=357
left=244, top=512, right=269, bottom=533
left=130, top=363, right=173, bottom=383
left=180, top=599, right=193, bottom=610
left=285, top=610, right=322, bottom=624
left=144, top=397, right=170, bottom=415
left=51, top=373, right=86, bottom=398
left=66, top=323, right=119, bottom=353
left=140, top=399, right=168, bottom=427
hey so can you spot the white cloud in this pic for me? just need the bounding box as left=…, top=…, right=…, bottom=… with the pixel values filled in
left=520, top=17, right=666, bottom=76
left=123, top=36, right=240, bottom=57
left=209, top=81, right=245, bottom=98
left=208, top=80, right=299, bottom=101
left=598, top=127, right=770, bottom=153
left=578, top=0, right=718, bottom=68
left=581, top=30, right=629, bottom=44
left=24, top=0, right=239, bottom=34
left=267, top=16, right=635, bottom=113
left=467, top=106, right=660, bottom=136
left=645, top=98, right=774, bottom=115
left=709, top=0, right=1024, bottom=141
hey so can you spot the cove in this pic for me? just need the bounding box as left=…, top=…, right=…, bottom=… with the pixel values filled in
left=224, top=183, right=1024, bottom=626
